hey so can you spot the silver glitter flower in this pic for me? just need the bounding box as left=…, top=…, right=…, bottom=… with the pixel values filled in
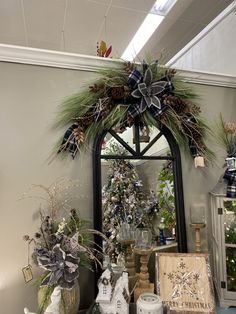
left=131, top=67, right=167, bottom=112
left=37, top=244, right=79, bottom=289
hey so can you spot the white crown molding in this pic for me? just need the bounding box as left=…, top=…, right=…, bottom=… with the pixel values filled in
left=176, top=68, right=236, bottom=89
left=0, top=44, right=121, bottom=72
left=0, top=44, right=236, bottom=88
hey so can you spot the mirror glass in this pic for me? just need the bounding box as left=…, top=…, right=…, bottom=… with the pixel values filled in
left=99, top=124, right=179, bottom=264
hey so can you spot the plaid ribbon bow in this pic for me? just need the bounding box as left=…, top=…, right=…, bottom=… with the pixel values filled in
left=58, top=122, right=79, bottom=159
left=181, top=113, right=200, bottom=157
left=223, top=169, right=236, bottom=198
left=127, top=69, right=142, bottom=89
left=127, top=67, right=170, bottom=119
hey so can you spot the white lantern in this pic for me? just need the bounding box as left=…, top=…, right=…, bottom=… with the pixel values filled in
left=137, top=293, right=163, bottom=314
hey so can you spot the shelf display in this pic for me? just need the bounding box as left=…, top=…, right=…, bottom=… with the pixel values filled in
left=210, top=188, right=236, bottom=307
left=224, top=201, right=236, bottom=293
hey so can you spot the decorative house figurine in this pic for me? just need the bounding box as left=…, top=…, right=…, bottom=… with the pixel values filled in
left=96, top=268, right=130, bottom=314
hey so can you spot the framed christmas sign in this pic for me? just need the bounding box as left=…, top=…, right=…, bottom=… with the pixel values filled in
left=155, top=253, right=216, bottom=313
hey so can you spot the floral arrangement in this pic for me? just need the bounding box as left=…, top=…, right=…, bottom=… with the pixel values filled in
left=52, top=60, right=213, bottom=164
left=214, top=114, right=236, bottom=198
left=24, top=209, right=98, bottom=289
left=214, top=113, right=236, bottom=158
left=22, top=178, right=107, bottom=313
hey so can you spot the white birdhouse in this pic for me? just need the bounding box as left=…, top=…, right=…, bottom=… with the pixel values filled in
left=96, top=269, right=130, bottom=314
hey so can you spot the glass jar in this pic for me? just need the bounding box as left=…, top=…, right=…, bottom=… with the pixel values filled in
left=137, top=293, right=163, bottom=314
left=190, top=204, right=206, bottom=224
left=135, top=228, right=152, bottom=249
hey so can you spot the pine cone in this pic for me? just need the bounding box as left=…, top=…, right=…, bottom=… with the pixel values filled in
left=111, top=87, right=125, bottom=100
left=160, top=114, right=182, bottom=130
left=73, top=125, right=85, bottom=144
left=165, top=68, right=176, bottom=79
left=184, top=123, right=206, bottom=153
left=187, top=127, right=203, bottom=142
left=79, top=112, right=95, bottom=126
left=124, top=85, right=131, bottom=98
left=182, top=121, right=204, bottom=145
left=113, top=115, right=134, bottom=134
left=124, top=62, right=135, bottom=74
left=89, top=83, right=105, bottom=93
left=99, top=98, right=112, bottom=119
left=164, top=95, right=189, bottom=114
left=189, top=103, right=201, bottom=115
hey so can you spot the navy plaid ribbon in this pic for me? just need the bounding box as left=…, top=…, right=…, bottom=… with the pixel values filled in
left=189, top=142, right=198, bottom=157
left=182, top=113, right=199, bottom=157
left=127, top=103, right=140, bottom=118
left=127, top=93, right=168, bottom=119
left=223, top=169, right=236, bottom=198
left=58, top=123, right=79, bottom=159
left=159, top=75, right=174, bottom=94
left=148, top=104, right=168, bottom=118
left=127, top=69, right=142, bottom=89
left=127, top=102, right=167, bottom=119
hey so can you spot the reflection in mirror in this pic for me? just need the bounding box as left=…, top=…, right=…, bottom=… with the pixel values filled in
left=93, top=121, right=187, bottom=284
left=100, top=130, right=177, bottom=265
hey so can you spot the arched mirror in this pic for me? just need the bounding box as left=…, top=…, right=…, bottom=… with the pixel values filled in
left=93, top=118, right=187, bottom=262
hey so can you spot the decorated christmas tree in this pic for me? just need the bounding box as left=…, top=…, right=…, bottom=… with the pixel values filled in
left=102, top=141, right=155, bottom=261
left=157, top=159, right=176, bottom=237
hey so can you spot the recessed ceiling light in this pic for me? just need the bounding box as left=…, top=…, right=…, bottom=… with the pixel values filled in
left=121, top=0, right=177, bottom=61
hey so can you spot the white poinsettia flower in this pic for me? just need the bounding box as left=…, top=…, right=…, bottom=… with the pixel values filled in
left=131, top=67, right=167, bottom=112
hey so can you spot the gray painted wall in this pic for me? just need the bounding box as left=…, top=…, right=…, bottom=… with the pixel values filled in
left=0, top=61, right=235, bottom=313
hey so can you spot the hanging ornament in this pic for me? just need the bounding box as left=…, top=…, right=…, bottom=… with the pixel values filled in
left=97, top=40, right=112, bottom=58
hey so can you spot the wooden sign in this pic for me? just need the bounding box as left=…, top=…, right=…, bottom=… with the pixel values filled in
left=155, top=253, right=216, bottom=313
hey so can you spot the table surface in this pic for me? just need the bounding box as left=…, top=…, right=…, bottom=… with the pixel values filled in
left=78, top=303, right=137, bottom=313
left=78, top=303, right=193, bottom=314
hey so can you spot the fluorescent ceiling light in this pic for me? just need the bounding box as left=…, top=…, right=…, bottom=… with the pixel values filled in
left=121, top=0, right=176, bottom=61
left=151, top=0, right=176, bottom=15
left=121, top=14, right=164, bottom=61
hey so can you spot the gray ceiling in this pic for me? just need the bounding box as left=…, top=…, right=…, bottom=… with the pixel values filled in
left=0, top=0, right=233, bottom=61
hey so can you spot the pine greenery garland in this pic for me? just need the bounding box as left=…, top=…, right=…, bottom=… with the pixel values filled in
left=52, top=60, right=214, bottom=163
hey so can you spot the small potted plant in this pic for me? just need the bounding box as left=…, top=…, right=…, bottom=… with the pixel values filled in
left=214, top=114, right=236, bottom=170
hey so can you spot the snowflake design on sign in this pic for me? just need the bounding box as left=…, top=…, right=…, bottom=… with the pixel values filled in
left=164, top=258, right=201, bottom=300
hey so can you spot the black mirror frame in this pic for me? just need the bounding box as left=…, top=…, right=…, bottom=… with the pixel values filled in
left=93, top=122, right=187, bottom=255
